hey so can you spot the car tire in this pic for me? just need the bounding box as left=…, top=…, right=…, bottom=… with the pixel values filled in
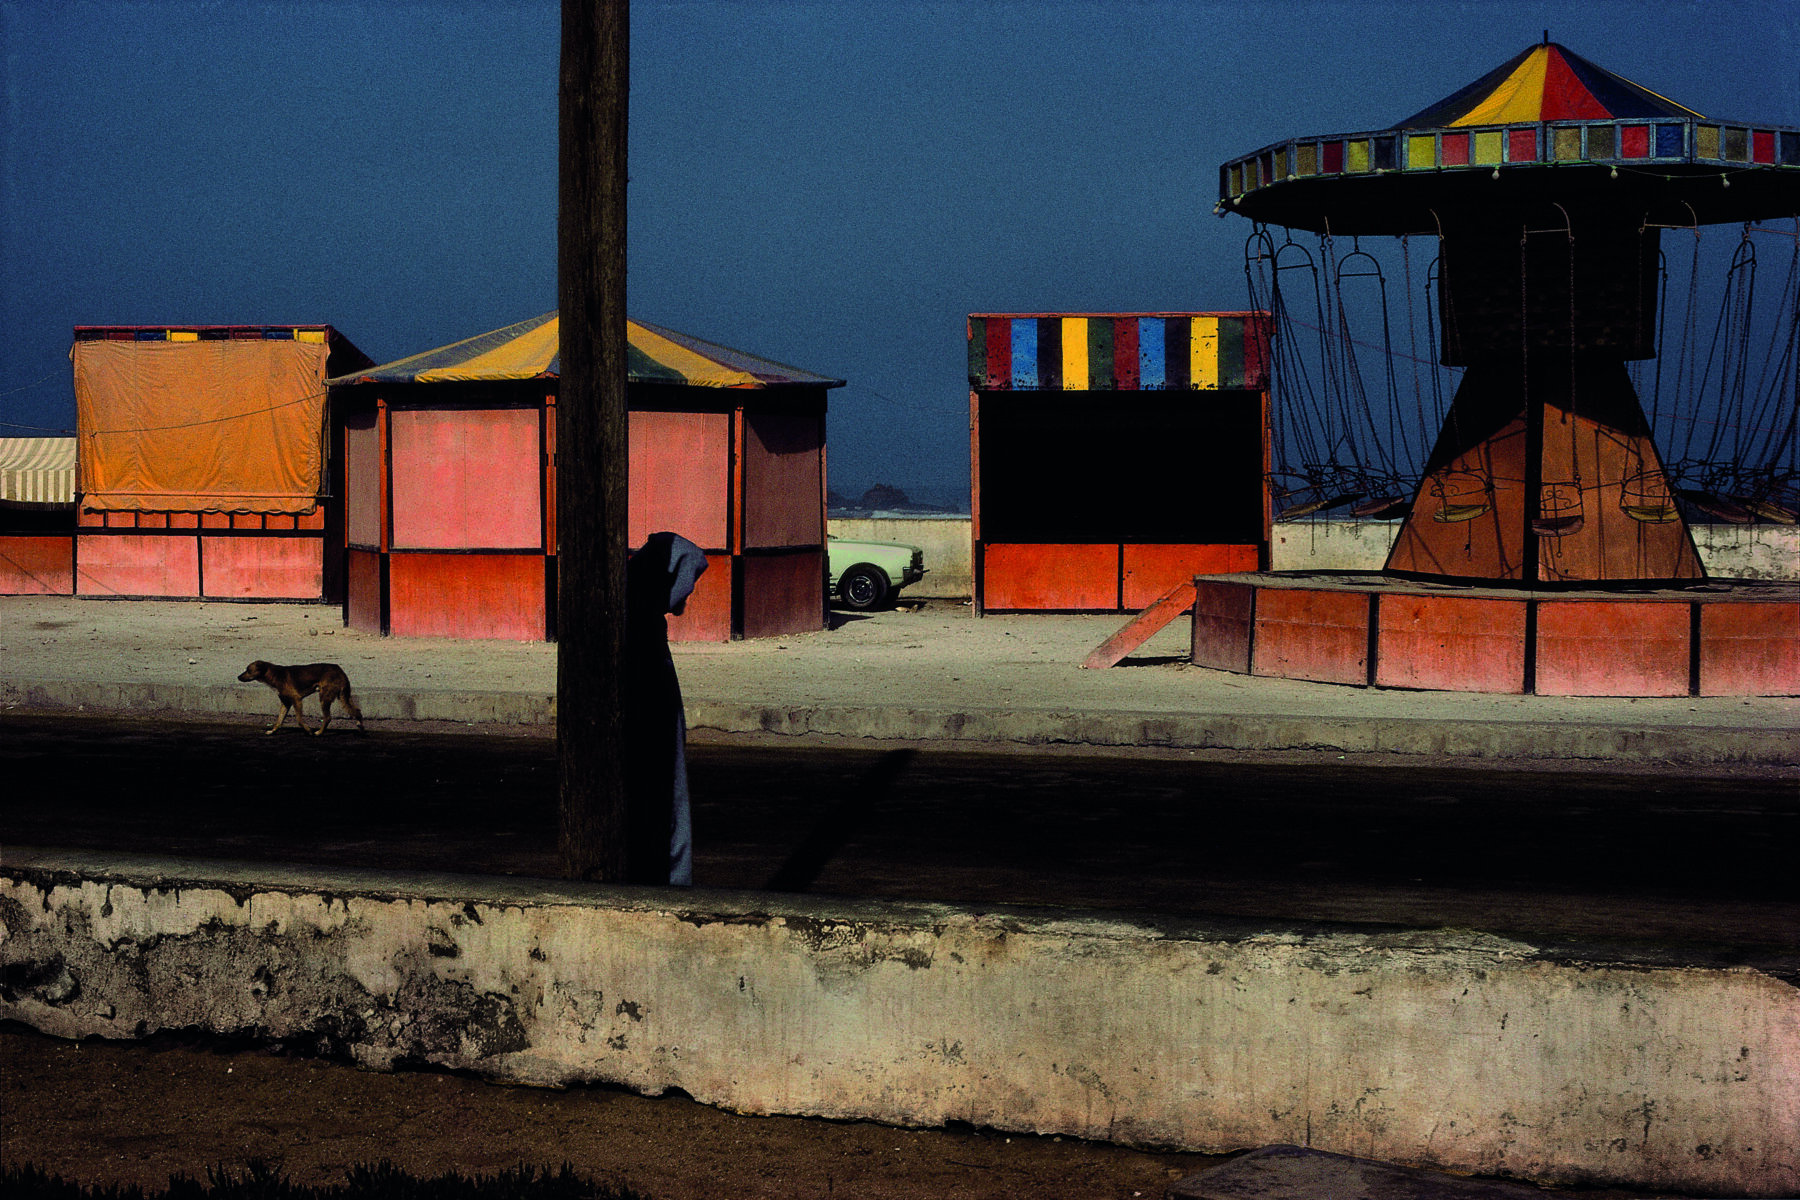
left=838, top=564, right=890, bottom=611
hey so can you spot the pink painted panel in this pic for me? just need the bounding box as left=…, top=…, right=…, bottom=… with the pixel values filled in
left=743, top=412, right=823, bottom=549
left=1190, top=580, right=1255, bottom=673
left=742, top=551, right=826, bottom=639
left=347, top=549, right=382, bottom=633
left=389, top=553, right=545, bottom=641
left=345, top=410, right=382, bottom=548
left=1535, top=600, right=1688, bottom=696
left=201, top=536, right=324, bottom=599
left=1698, top=602, right=1799, bottom=697
left=983, top=543, right=1118, bottom=610
left=1123, top=544, right=1257, bottom=610
left=75, top=533, right=200, bottom=597
left=665, top=553, right=732, bottom=643
left=1375, top=594, right=1526, bottom=693
left=391, top=409, right=541, bottom=550
left=0, top=536, right=75, bottom=595
left=628, top=410, right=729, bottom=550
left=1251, top=588, right=1369, bottom=685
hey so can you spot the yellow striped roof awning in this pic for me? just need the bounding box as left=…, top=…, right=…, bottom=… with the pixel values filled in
left=0, top=436, right=77, bottom=506
left=326, top=313, right=845, bottom=389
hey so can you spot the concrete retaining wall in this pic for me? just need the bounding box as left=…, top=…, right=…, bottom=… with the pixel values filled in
left=830, top=516, right=971, bottom=598
left=3, top=850, right=1794, bottom=1196
left=1271, top=519, right=1800, bottom=580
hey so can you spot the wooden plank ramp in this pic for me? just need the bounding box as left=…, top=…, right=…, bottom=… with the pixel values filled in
left=1080, top=580, right=1198, bottom=669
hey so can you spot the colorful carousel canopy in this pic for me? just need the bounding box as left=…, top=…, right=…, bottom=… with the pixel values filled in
left=327, top=312, right=845, bottom=390
left=1216, top=40, right=1800, bottom=235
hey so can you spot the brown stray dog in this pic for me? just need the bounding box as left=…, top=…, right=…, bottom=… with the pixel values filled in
left=237, top=661, right=365, bottom=736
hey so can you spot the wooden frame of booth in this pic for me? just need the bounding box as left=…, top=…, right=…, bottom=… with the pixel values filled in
left=66, top=326, right=371, bottom=602
left=333, top=380, right=831, bottom=642
left=968, top=312, right=1274, bottom=613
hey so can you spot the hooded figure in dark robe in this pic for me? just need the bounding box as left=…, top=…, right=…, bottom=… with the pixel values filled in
left=625, top=531, right=707, bottom=885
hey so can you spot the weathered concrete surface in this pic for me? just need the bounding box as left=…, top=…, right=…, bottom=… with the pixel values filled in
left=1271, top=518, right=1799, bottom=581
left=3, top=849, right=1795, bottom=1197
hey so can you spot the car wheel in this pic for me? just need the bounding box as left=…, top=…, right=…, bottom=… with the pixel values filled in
left=838, top=564, right=889, bottom=611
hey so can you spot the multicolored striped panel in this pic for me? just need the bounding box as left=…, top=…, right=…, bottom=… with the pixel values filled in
left=967, top=314, right=1270, bottom=392
left=73, top=326, right=334, bottom=343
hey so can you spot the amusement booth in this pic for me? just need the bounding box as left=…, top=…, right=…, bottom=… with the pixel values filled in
left=967, top=312, right=1273, bottom=612
left=68, top=325, right=373, bottom=600
left=0, top=436, right=77, bottom=595
left=328, top=312, right=843, bottom=642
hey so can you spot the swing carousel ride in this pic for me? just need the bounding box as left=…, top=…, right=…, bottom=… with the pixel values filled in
left=1196, top=39, right=1798, bottom=695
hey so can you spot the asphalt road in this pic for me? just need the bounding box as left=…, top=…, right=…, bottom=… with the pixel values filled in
left=3, top=712, right=1795, bottom=955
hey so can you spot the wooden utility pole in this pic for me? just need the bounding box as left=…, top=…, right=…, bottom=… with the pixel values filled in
left=556, top=0, right=630, bottom=879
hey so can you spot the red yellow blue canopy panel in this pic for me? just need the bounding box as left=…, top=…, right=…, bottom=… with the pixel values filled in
left=1394, top=42, right=1699, bottom=128
left=1217, top=42, right=1800, bottom=235
left=327, top=313, right=845, bottom=390
left=968, top=313, right=1269, bottom=392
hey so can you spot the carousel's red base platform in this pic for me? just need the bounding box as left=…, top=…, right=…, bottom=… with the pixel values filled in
left=1191, top=573, right=1799, bottom=697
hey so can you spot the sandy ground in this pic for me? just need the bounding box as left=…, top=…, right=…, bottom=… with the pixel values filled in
left=3, top=594, right=1794, bottom=738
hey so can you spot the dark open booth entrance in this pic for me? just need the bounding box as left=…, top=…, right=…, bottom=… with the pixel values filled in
left=969, top=312, right=1273, bottom=612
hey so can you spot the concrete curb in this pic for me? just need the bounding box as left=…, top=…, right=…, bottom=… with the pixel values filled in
left=6, top=847, right=1798, bottom=1197
left=5, top=677, right=1796, bottom=765
left=686, top=699, right=1800, bottom=763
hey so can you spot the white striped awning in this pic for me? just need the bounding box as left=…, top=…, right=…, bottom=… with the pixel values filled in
left=0, top=437, right=76, bottom=506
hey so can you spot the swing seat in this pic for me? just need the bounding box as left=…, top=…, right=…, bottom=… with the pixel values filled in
left=1352, top=495, right=1411, bottom=519
left=1679, top=489, right=1753, bottom=524
left=1737, top=495, right=1797, bottom=524
left=1531, top=514, right=1585, bottom=536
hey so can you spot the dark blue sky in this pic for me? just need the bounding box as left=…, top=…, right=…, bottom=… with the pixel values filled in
left=3, top=1, right=1795, bottom=505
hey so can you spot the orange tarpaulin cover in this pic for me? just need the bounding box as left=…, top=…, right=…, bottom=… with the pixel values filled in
left=73, top=340, right=329, bottom=513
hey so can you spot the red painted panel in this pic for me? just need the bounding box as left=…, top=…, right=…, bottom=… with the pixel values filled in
left=391, top=409, right=541, bottom=550
left=982, top=543, right=1117, bottom=610
left=76, top=533, right=200, bottom=597
left=170, top=513, right=199, bottom=529
left=743, top=412, right=823, bottom=549
left=1620, top=125, right=1649, bottom=158
left=388, top=553, right=545, bottom=641
left=201, top=513, right=230, bottom=529
left=1112, top=318, right=1139, bottom=389
left=741, top=551, right=826, bottom=640
left=665, top=553, right=732, bottom=643
left=1698, top=602, right=1799, bottom=696
left=1190, top=580, right=1255, bottom=673
left=1753, top=130, right=1775, bottom=164
left=232, top=513, right=263, bottom=530
left=1375, top=595, right=1526, bottom=693
left=1535, top=600, right=1688, bottom=696
left=347, top=549, right=382, bottom=634
left=201, top=535, right=323, bottom=599
left=985, top=318, right=1011, bottom=389
left=0, top=536, right=75, bottom=595
left=265, top=514, right=296, bottom=532
left=1122, top=544, right=1257, bottom=610
left=345, top=410, right=382, bottom=547
left=297, top=507, right=325, bottom=531
left=107, top=512, right=136, bottom=528
left=78, top=509, right=104, bottom=527
left=627, top=409, right=729, bottom=550
left=137, top=512, right=168, bottom=529
left=1510, top=127, right=1540, bottom=162
left=1251, top=588, right=1369, bottom=685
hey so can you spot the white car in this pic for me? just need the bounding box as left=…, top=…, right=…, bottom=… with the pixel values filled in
left=828, top=536, right=926, bottom=610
